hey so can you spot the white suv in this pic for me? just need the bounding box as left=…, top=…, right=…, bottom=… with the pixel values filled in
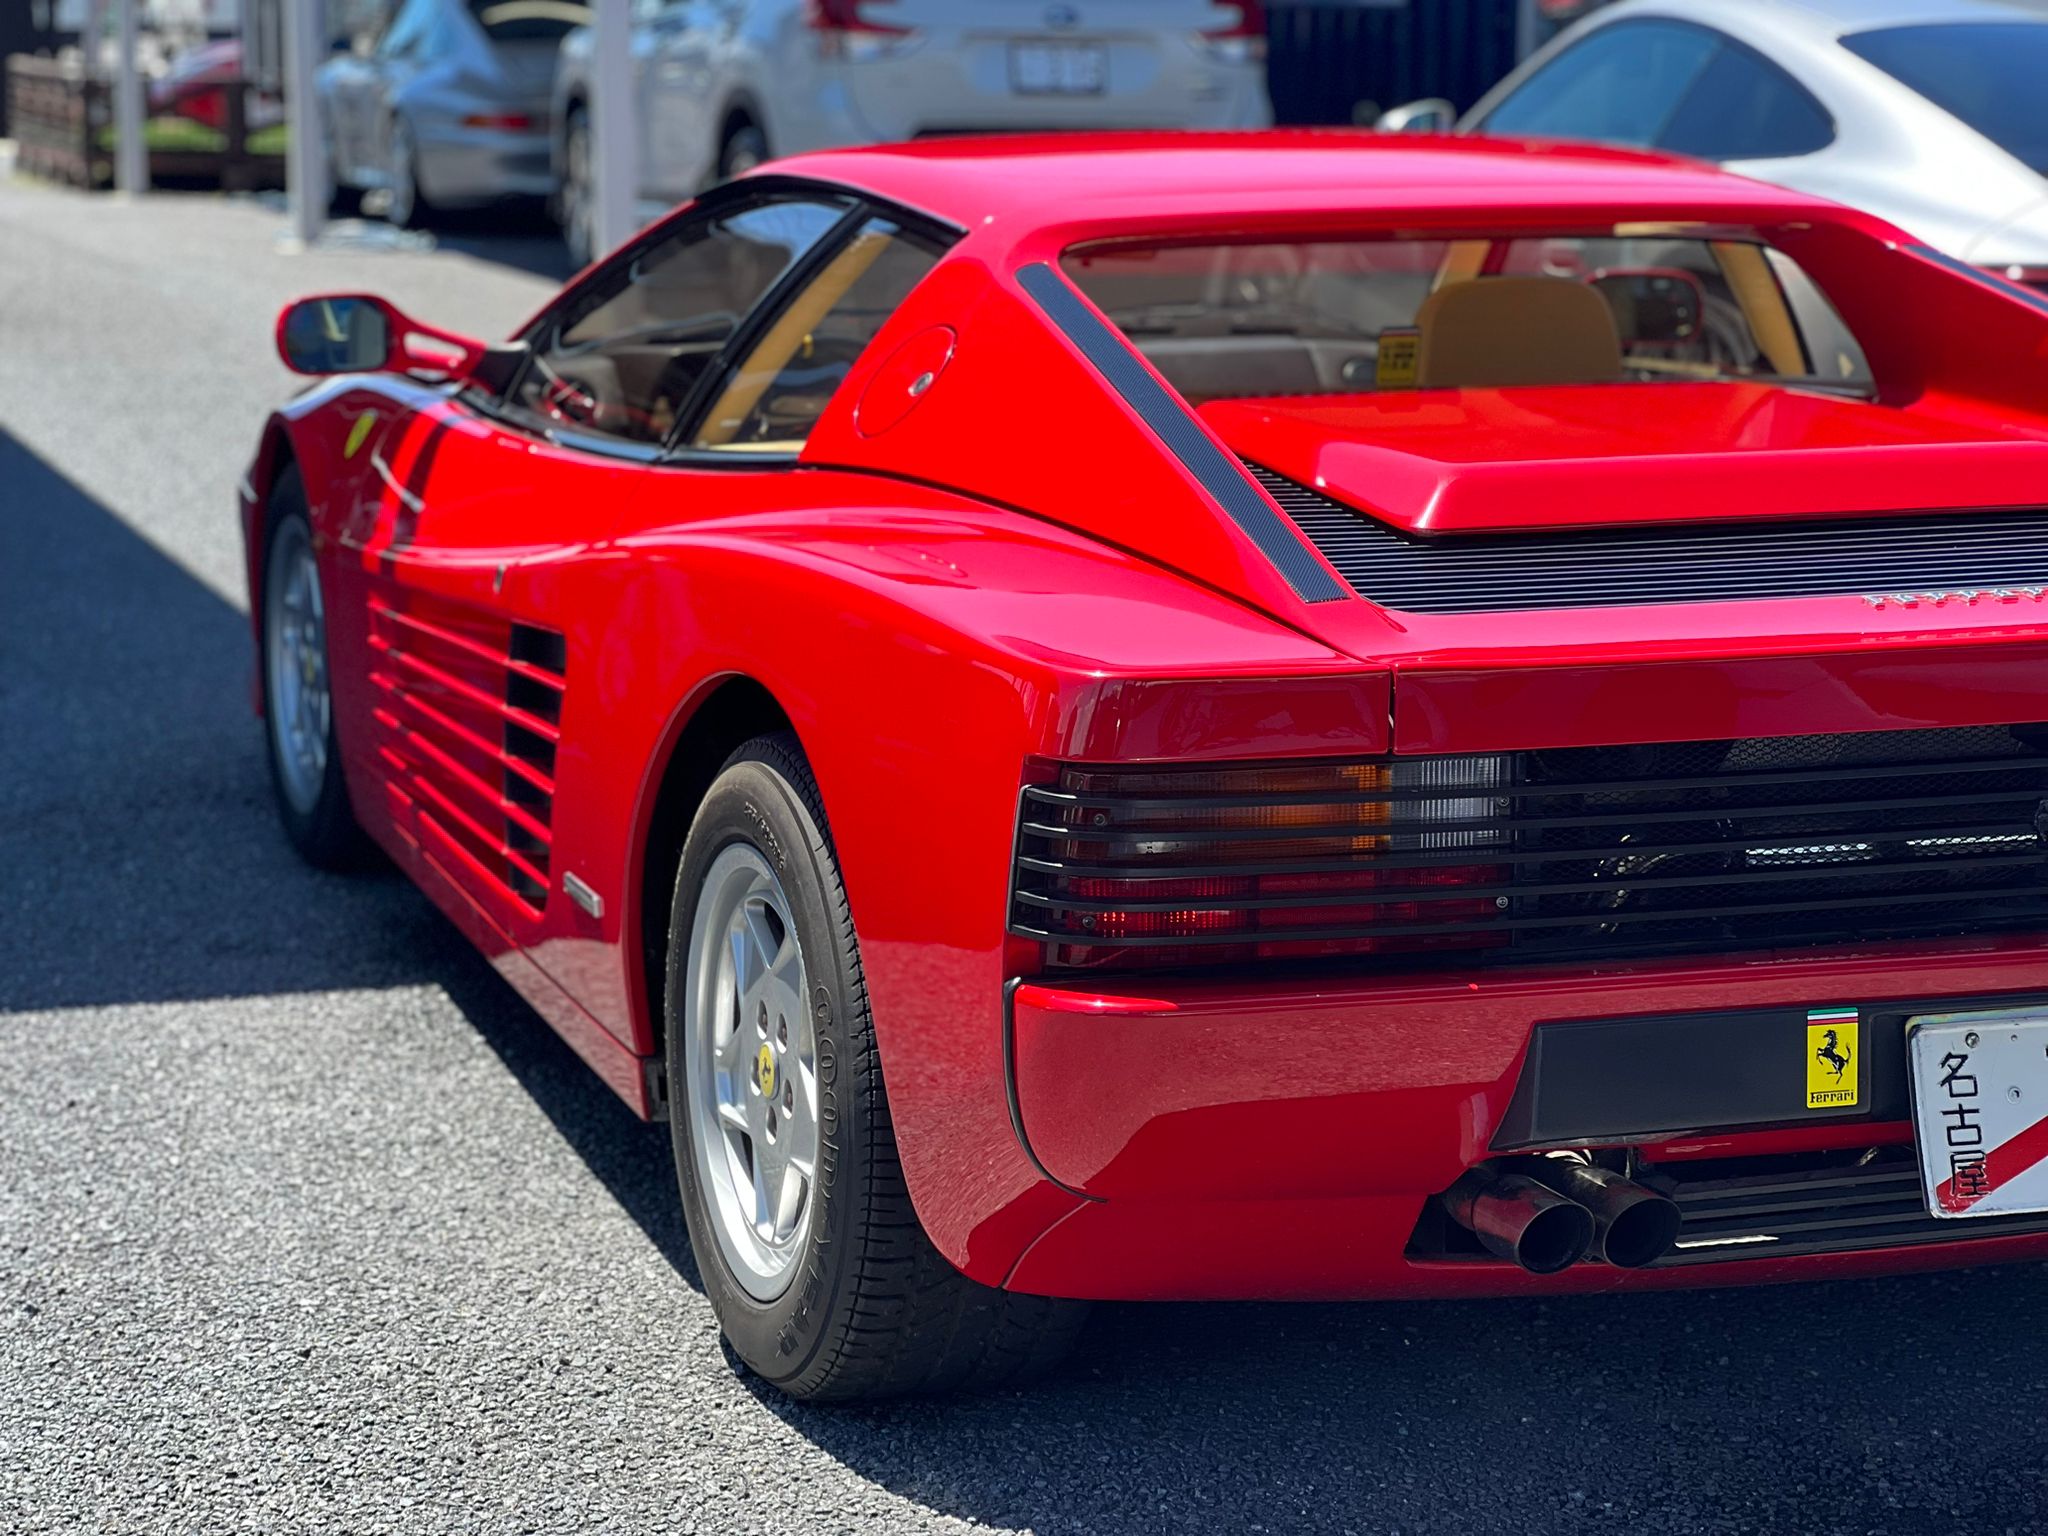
left=552, top=0, right=1272, bottom=265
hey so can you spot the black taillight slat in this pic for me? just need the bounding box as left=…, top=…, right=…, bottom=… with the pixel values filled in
left=1246, top=461, right=2048, bottom=614
left=1021, top=785, right=2048, bottom=843
left=1026, top=754, right=2048, bottom=808
left=1015, top=850, right=2048, bottom=913
left=1015, top=882, right=2048, bottom=947
left=1012, top=724, right=2048, bottom=970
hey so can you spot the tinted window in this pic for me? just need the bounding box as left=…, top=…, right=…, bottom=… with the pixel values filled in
left=512, top=197, right=848, bottom=446
left=1844, top=22, right=2048, bottom=176
left=1659, top=44, right=1832, bottom=160
left=1479, top=21, right=1718, bottom=144
left=1066, top=235, right=1869, bottom=402
left=465, top=0, right=589, bottom=44
left=694, top=220, right=946, bottom=451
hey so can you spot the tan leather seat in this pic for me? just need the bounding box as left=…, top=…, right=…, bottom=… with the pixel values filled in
left=1414, top=276, right=1623, bottom=389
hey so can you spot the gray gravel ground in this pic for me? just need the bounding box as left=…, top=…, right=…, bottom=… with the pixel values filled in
left=5, top=178, right=2048, bottom=1535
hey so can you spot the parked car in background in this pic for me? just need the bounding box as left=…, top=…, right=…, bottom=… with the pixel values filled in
left=549, top=0, right=1273, bottom=267
left=1383, top=0, right=2048, bottom=282
left=321, top=0, right=590, bottom=226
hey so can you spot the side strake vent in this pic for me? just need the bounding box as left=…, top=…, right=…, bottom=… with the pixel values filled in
left=1243, top=461, right=2048, bottom=615
left=368, top=603, right=566, bottom=916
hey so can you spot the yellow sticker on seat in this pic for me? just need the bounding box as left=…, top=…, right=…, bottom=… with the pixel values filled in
left=1806, top=1008, right=1859, bottom=1109
left=1376, top=327, right=1420, bottom=389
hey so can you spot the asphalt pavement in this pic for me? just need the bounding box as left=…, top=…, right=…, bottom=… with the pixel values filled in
left=4, top=178, right=2048, bottom=1536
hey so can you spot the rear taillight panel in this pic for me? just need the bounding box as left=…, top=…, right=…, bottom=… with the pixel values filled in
left=1011, top=756, right=1514, bottom=969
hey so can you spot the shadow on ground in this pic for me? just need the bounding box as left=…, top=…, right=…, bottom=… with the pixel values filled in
left=6, top=430, right=2046, bottom=1534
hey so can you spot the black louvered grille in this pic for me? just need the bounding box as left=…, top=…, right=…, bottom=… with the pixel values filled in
left=1010, top=725, right=2048, bottom=972
left=1243, top=462, right=2048, bottom=615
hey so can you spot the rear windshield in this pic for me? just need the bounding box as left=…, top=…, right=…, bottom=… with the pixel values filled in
left=465, top=0, right=588, bottom=43
left=1843, top=22, right=2048, bottom=176
left=1062, top=234, right=1871, bottom=404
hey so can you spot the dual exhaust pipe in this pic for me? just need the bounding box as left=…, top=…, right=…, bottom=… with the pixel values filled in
left=1444, top=1158, right=1681, bottom=1274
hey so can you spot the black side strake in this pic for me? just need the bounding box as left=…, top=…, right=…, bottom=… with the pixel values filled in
left=1015, top=263, right=1348, bottom=605
left=1248, top=461, right=2048, bottom=615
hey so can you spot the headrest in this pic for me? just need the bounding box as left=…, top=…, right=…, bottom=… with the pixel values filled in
left=1414, top=276, right=1623, bottom=389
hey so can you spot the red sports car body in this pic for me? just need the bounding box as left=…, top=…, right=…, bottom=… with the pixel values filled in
left=244, top=134, right=2048, bottom=1395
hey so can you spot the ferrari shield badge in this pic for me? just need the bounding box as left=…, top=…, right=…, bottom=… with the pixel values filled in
left=1805, top=1007, right=1859, bottom=1110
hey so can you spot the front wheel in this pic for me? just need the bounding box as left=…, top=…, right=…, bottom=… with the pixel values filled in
left=558, top=107, right=596, bottom=269
left=665, top=735, right=1085, bottom=1400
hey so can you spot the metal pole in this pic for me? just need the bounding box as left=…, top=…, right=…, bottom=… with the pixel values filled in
left=283, top=0, right=327, bottom=248
left=112, top=0, right=146, bottom=195
left=590, top=0, right=637, bottom=259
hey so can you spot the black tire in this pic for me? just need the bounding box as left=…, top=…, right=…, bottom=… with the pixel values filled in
left=259, top=469, right=369, bottom=869
left=716, top=120, right=768, bottom=183
left=664, top=734, right=1086, bottom=1400
left=386, top=116, right=435, bottom=230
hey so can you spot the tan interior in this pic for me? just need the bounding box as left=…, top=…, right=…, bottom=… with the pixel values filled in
left=1415, top=276, right=1623, bottom=389
left=694, top=230, right=893, bottom=448
left=1712, top=240, right=1806, bottom=376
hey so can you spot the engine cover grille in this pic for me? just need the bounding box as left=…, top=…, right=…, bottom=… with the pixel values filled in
left=1245, top=461, right=2048, bottom=615
left=1011, top=725, right=2048, bottom=971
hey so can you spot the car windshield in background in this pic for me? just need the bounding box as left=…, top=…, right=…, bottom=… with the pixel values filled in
left=1063, top=234, right=1871, bottom=405
left=1843, top=22, right=2048, bottom=177
left=465, top=0, right=589, bottom=43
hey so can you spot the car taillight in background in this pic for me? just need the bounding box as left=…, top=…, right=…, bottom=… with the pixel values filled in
left=1991, top=264, right=2048, bottom=295
left=807, top=0, right=913, bottom=60
left=1199, top=0, right=1267, bottom=64
left=1011, top=756, right=1512, bottom=969
left=461, top=112, right=535, bottom=131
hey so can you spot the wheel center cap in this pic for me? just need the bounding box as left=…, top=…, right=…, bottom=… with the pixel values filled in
left=755, top=1043, right=776, bottom=1099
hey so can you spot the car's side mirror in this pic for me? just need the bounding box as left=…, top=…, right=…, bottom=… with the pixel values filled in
left=275, top=293, right=499, bottom=382
left=1586, top=268, right=1707, bottom=348
left=1375, top=98, right=1456, bottom=134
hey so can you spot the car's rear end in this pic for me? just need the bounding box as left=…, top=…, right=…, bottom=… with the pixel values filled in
left=779, top=0, right=1270, bottom=149
left=846, top=154, right=2048, bottom=1301
left=410, top=0, right=584, bottom=205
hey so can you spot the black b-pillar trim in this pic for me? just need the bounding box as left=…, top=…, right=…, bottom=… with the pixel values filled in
left=1014, top=261, right=1350, bottom=605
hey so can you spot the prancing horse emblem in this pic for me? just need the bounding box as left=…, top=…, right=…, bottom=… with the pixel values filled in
left=1815, top=1028, right=1851, bottom=1082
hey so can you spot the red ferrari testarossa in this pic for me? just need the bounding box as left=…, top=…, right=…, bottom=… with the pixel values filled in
left=245, top=132, right=2048, bottom=1398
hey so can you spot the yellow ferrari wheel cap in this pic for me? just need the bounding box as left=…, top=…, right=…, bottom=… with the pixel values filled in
left=756, top=1043, right=777, bottom=1099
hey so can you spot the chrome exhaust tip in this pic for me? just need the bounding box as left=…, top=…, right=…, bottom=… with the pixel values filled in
left=1443, top=1166, right=1595, bottom=1275
left=1523, top=1159, right=1682, bottom=1269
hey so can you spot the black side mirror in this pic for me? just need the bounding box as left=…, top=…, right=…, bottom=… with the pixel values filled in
left=278, top=295, right=394, bottom=374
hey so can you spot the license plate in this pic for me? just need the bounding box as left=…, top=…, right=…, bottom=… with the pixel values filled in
left=1908, top=1008, right=2048, bottom=1217
left=1009, top=42, right=1107, bottom=96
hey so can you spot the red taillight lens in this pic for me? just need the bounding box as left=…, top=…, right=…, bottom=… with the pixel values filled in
left=1201, top=0, right=1266, bottom=38
left=806, top=0, right=908, bottom=34
left=1014, top=756, right=1514, bottom=969
left=461, top=112, right=534, bottom=131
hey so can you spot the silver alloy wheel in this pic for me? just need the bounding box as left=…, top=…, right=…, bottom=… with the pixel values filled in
left=684, top=843, right=821, bottom=1302
left=264, top=520, right=330, bottom=816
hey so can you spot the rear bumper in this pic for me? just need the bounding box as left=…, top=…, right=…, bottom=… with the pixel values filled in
left=1003, top=936, right=2048, bottom=1298
left=416, top=126, right=554, bottom=205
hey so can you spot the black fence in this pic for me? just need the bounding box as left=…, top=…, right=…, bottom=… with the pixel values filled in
left=1268, top=0, right=1532, bottom=126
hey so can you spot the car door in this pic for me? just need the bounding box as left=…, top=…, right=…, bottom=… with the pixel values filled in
left=322, top=189, right=858, bottom=1046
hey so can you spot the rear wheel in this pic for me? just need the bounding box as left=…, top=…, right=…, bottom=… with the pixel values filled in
left=260, top=470, right=367, bottom=868
left=385, top=117, right=434, bottom=230
left=716, top=120, right=767, bottom=183
left=559, top=106, right=596, bottom=268
left=665, top=734, right=1086, bottom=1400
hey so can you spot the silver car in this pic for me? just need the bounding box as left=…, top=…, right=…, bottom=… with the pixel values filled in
left=1395, top=0, right=2048, bottom=280
left=550, top=0, right=1273, bottom=267
left=322, top=0, right=590, bottom=226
